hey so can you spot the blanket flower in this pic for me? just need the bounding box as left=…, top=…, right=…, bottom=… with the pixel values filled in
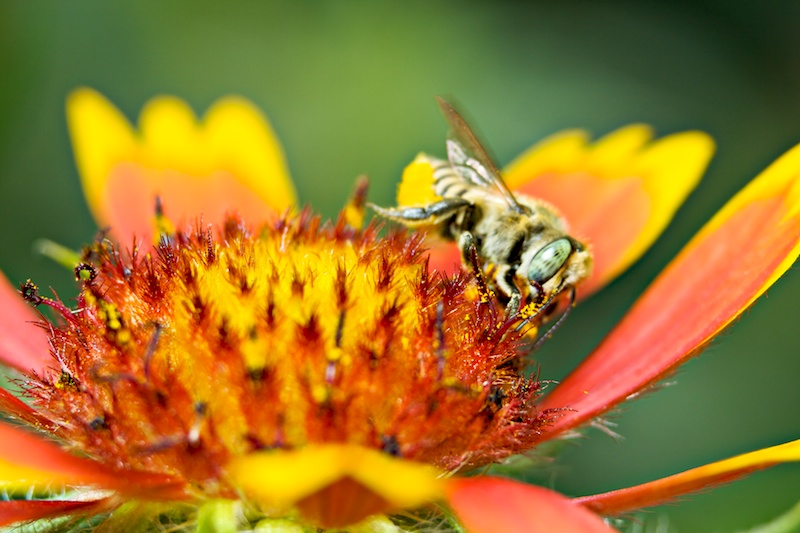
left=0, top=89, right=797, bottom=532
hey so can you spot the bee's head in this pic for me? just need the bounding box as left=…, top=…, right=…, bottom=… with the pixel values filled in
left=524, top=236, right=592, bottom=295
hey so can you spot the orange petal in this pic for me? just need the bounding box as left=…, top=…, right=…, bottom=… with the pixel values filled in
left=0, top=423, right=184, bottom=497
left=574, top=438, right=800, bottom=515
left=67, top=88, right=297, bottom=243
left=228, top=444, right=446, bottom=529
left=0, top=499, right=109, bottom=527
left=537, top=141, right=800, bottom=438
left=0, top=272, right=52, bottom=376
left=446, top=477, right=617, bottom=533
left=505, top=126, right=714, bottom=297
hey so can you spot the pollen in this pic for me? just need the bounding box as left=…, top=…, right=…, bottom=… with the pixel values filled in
left=22, top=210, right=554, bottom=522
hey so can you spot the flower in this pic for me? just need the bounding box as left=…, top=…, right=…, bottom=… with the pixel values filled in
left=66, top=88, right=296, bottom=244
left=0, top=89, right=798, bottom=532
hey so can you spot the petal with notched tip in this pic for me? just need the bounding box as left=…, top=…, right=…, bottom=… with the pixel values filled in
left=538, top=141, right=800, bottom=437
left=505, top=125, right=714, bottom=297
left=67, top=88, right=296, bottom=243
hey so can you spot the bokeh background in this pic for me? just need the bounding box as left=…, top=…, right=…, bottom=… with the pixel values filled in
left=2, top=2, right=800, bottom=531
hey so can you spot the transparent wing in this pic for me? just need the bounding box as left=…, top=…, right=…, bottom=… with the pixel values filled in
left=437, top=96, right=524, bottom=212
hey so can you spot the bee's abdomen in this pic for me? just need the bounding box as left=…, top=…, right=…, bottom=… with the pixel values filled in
left=432, top=160, right=472, bottom=198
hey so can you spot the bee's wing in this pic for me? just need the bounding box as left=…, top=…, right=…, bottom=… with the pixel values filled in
left=437, top=96, right=525, bottom=213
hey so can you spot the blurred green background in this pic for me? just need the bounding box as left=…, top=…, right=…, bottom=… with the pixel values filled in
left=1, top=1, right=799, bottom=531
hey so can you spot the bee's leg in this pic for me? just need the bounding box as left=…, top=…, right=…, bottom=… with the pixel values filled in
left=458, top=230, right=522, bottom=317
left=459, top=232, right=494, bottom=304
left=457, top=231, right=477, bottom=265
left=527, top=280, right=545, bottom=306
left=497, top=265, right=523, bottom=319
left=506, top=293, right=522, bottom=320
left=369, top=198, right=472, bottom=228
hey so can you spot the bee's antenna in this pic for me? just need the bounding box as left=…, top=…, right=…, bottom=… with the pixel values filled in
left=531, top=285, right=576, bottom=352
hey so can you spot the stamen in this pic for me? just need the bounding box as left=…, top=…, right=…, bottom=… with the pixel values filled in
left=89, top=364, right=139, bottom=386
left=74, top=262, right=97, bottom=283
left=205, top=227, right=215, bottom=264
left=335, top=309, right=345, bottom=349
left=21, top=280, right=79, bottom=325
left=342, top=175, right=370, bottom=229
left=142, top=322, right=163, bottom=382
left=154, top=195, right=176, bottom=239
left=466, top=240, right=495, bottom=306
left=20, top=212, right=551, bottom=526
left=19, top=280, right=43, bottom=306
left=381, top=434, right=402, bottom=457
left=188, top=402, right=207, bottom=447
left=436, top=301, right=446, bottom=379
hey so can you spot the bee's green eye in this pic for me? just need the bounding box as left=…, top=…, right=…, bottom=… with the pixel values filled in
left=527, top=238, right=573, bottom=284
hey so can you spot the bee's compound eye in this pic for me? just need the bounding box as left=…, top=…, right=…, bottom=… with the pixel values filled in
left=527, top=238, right=573, bottom=284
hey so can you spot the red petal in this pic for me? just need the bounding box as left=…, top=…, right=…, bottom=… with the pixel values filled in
left=537, top=144, right=800, bottom=438
left=0, top=424, right=184, bottom=498
left=0, top=272, right=52, bottom=376
left=103, top=164, right=285, bottom=245
left=446, top=477, right=617, bottom=533
left=0, top=388, right=56, bottom=431
left=0, top=499, right=109, bottom=527
left=574, top=439, right=800, bottom=515
left=425, top=241, right=461, bottom=275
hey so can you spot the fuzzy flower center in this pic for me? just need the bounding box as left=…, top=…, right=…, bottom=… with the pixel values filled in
left=23, top=212, right=553, bottom=526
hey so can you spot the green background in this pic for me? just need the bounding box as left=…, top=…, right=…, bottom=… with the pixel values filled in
left=1, top=2, right=799, bottom=531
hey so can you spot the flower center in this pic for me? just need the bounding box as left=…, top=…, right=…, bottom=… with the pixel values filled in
left=24, top=211, right=553, bottom=523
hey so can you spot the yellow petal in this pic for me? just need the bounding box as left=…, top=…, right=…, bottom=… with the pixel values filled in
left=203, top=96, right=296, bottom=212
left=66, top=88, right=297, bottom=242
left=583, top=124, right=654, bottom=176
left=503, top=130, right=590, bottom=180
left=538, top=139, right=800, bottom=439
left=505, top=126, right=714, bottom=296
left=692, top=139, right=800, bottom=299
left=66, top=87, right=138, bottom=226
left=227, top=444, right=446, bottom=528
left=621, top=130, right=716, bottom=278
left=139, top=96, right=204, bottom=171
left=392, top=126, right=713, bottom=297
left=575, top=439, right=800, bottom=515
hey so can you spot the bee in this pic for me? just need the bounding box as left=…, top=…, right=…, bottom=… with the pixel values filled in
left=370, top=97, right=592, bottom=315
